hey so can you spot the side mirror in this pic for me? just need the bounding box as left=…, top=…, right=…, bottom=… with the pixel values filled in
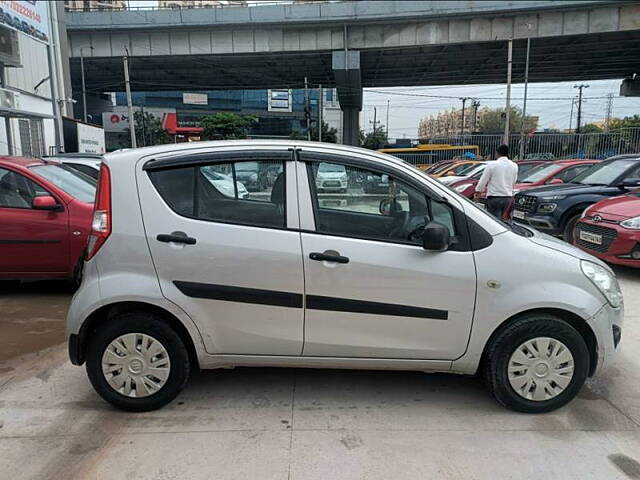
left=32, top=195, right=61, bottom=211
left=619, top=178, right=640, bottom=189
left=547, top=178, right=564, bottom=185
left=422, top=221, right=451, bottom=251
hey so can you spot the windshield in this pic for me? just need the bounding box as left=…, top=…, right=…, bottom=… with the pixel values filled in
left=463, top=164, right=485, bottom=177
left=235, top=162, right=258, bottom=171
left=319, top=163, right=346, bottom=173
left=447, top=162, right=476, bottom=176
left=571, top=159, right=636, bottom=186
left=519, top=163, right=562, bottom=183
left=516, top=162, right=541, bottom=181
left=30, top=164, right=96, bottom=203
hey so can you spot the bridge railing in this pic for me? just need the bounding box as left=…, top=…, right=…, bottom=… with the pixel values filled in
left=65, top=1, right=338, bottom=12
left=411, top=129, right=640, bottom=161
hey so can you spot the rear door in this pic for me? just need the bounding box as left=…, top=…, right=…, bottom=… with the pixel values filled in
left=297, top=151, right=477, bottom=360
left=137, top=148, right=304, bottom=356
left=0, top=167, right=69, bottom=276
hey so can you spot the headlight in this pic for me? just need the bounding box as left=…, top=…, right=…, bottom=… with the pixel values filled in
left=581, top=260, right=623, bottom=307
left=541, top=195, right=566, bottom=200
left=454, top=183, right=472, bottom=192
left=621, top=215, right=640, bottom=229
left=538, top=203, right=557, bottom=213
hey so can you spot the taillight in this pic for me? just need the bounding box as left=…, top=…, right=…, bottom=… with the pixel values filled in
left=86, top=163, right=111, bottom=260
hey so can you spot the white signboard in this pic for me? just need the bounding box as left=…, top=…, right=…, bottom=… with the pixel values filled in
left=268, top=89, right=292, bottom=112
left=102, top=111, right=130, bottom=132
left=77, top=122, right=105, bottom=154
left=0, top=0, right=49, bottom=44
left=183, top=93, right=208, bottom=105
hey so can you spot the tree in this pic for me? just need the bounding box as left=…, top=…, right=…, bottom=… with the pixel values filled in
left=199, top=112, right=257, bottom=140
left=580, top=123, right=603, bottom=133
left=289, top=121, right=339, bottom=143
left=477, top=106, right=538, bottom=134
left=134, top=110, right=172, bottom=146
left=609, top=115, right=640, bottom=131
left=360, top=125, right=388, bottom=149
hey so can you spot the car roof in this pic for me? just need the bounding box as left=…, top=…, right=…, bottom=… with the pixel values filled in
left=46, top=153, right=104, bottom=159
left=553, top=159, right=600, bottom=165
left=0, top=155, right=48, bottom=168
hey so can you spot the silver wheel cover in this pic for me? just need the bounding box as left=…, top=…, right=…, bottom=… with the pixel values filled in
left=102, top=333, right=171, bottom=398
left=508, top=337, right=575, bottom=401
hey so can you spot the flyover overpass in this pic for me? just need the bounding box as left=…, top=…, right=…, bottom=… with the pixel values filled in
left=65, top=0, right=640, bottom=144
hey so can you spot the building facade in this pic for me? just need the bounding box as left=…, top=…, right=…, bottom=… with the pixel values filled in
left=64, top=1, right=127, bottom=11
left=418, top=106, right=482, bottom=139
left=98, top=88, right=342, bottom=150
left=0, top=2, right=70, bottom=156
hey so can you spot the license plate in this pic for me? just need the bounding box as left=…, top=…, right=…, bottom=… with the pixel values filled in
left=579, top=230, right=602, bottom=245
left=513, top=210, right=526, bottom=220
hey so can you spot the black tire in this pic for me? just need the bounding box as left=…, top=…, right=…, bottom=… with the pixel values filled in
left=563, top=213, right=581, bottom=243
left=483, top=313, right=589, bottom=413
left=86, top=312, right=190, bottom=412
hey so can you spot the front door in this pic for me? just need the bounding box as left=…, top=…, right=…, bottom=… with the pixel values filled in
left=299, top=155, right=477, bottom=360
left=137, top=149, right=304, bottom=356
left=0, top=167, right=69, bottom=276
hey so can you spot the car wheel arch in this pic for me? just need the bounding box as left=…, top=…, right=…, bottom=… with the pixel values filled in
left=479, top=307, right=598, bottom=377
left=560, top=202, right=596, bottom=229
left=76, top=301, right=199, bottom=370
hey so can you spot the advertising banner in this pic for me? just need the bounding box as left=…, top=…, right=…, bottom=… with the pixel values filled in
left=268, top=89, right=292, bottom=112
left=77, top=122, right=105, bottom=154
left=183, top=93, right=208, bottom=105
left=0, top=1, right=49, bottom=44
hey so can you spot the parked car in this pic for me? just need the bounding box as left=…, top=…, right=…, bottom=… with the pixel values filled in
left=315, top=162, right=348, bottom=193
left=430, top=160, right=481, bottom=178
left=513, top=159, right=600, bottom=195
left=422, top=160, right=456, bottom=175
left=67, top=140, right=622, bottom=414
left=512, top=154, right=640, bottom=241
left=574, top=193, right=640, bottom=267
left=439, top=162, right=487, bottom=186
left=0, top=156, right=96, bottom=282
left=47, top=153, right=104, bottom=180
left=200, top=167, right=249, bottom=199
left=233, top=161, right=266, bottom=192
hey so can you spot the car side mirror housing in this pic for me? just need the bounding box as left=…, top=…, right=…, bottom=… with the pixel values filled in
left=619, top=178, right=640, bottom=189
left=422, top=221, right=451, bottom=251
left=32, top=195, right=61, bottom=211
left=547, top=178, right=563, bottom=185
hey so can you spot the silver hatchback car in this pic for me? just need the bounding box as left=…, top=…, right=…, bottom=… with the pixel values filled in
left=67, top=141, right=623, bottom=413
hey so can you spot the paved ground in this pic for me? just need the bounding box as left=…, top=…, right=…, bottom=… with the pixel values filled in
left=1, top=268, right=640, bottom=479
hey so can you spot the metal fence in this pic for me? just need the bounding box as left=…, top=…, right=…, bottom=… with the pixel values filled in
left=422, top=129, right=640, bottom=161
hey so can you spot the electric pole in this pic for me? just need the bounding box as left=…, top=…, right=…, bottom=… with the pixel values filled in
left=471, top=100, right=480, bottom=133
left=574, top=83, right=589, bottom=134
left=459, top=97, right=470, bottom=137
left=569, top=98, right=575, bottom=132
left=386, top=99, right=390, bottom=139
left=318, top=84, right=323, bottom=142
left=519, top=36, right=531, bottom=160
left=123, top=50, right=137, bottom=148
left=604, top=93, right=614, bottom=132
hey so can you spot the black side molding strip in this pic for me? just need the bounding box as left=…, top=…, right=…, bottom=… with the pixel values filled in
left=173, top=281, right=448, bottom=320
left=306, top=295, right=448, bottom=320
left=144, top=150, right=292, bottom=171
left=173, top=281, right=303, bottom=308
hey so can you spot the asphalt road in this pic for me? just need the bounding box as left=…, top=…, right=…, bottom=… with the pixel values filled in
left=0, top=268, right=639, bottom=479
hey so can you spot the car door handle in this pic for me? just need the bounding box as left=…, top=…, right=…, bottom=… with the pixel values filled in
left=157, top=232, right=197, bottom=245
left=309, top=251, right=349, bottom=264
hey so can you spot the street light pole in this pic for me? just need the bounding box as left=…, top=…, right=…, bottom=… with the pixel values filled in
left=519, top=37, right=531, bottom=160
left=503, top=39, right=513, bottom=145
left=459, top=97, right=470, bottom=137
left=80, top=46, right=93, bottom=123
left=123, top=49, right=137, bottom=149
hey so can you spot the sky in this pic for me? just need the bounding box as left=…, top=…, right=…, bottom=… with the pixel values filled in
left=127, top=1, right=639, bottom=139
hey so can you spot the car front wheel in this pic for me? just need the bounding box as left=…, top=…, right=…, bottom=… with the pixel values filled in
left=484, top=313, right=589, bottom=413
left=563, top=213, right=581, bottom=243
left=86, top=312, right=190, bottom=412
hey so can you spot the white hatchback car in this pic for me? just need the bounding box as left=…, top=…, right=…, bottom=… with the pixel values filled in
left=67, top=140, right=623, bottom=413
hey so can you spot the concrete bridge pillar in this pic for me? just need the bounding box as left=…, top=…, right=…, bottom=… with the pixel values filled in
left=332, top=50, right=362, bottom=146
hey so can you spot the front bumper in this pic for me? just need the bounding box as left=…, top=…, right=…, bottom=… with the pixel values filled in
left=513, top=211, right=562, bottom=235
left=587, top=302, right=623, bottom=377
left=574, top=219, right=640, bottom=268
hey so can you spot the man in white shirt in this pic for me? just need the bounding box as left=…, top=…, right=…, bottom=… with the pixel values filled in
left=474, top=144, right=518, bottom=219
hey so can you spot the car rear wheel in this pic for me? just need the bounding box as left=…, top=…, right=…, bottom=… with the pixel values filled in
left=563, top=213, right=581, bottom=243
left=483, top=313, right=589, bottom=413
left=86, top=312, right=190, bottom=412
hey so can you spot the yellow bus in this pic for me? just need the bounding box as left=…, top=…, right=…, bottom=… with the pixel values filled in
left=378, top=144, right=480, bottom=170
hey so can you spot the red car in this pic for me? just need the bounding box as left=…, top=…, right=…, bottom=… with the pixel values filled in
left=513, top=159, right=599, bottom=194
left=0, top=156, right=96, bottom=281
left=450, top=160, right=546, bottom=199
left=574, top=193, right=640, bottom=267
